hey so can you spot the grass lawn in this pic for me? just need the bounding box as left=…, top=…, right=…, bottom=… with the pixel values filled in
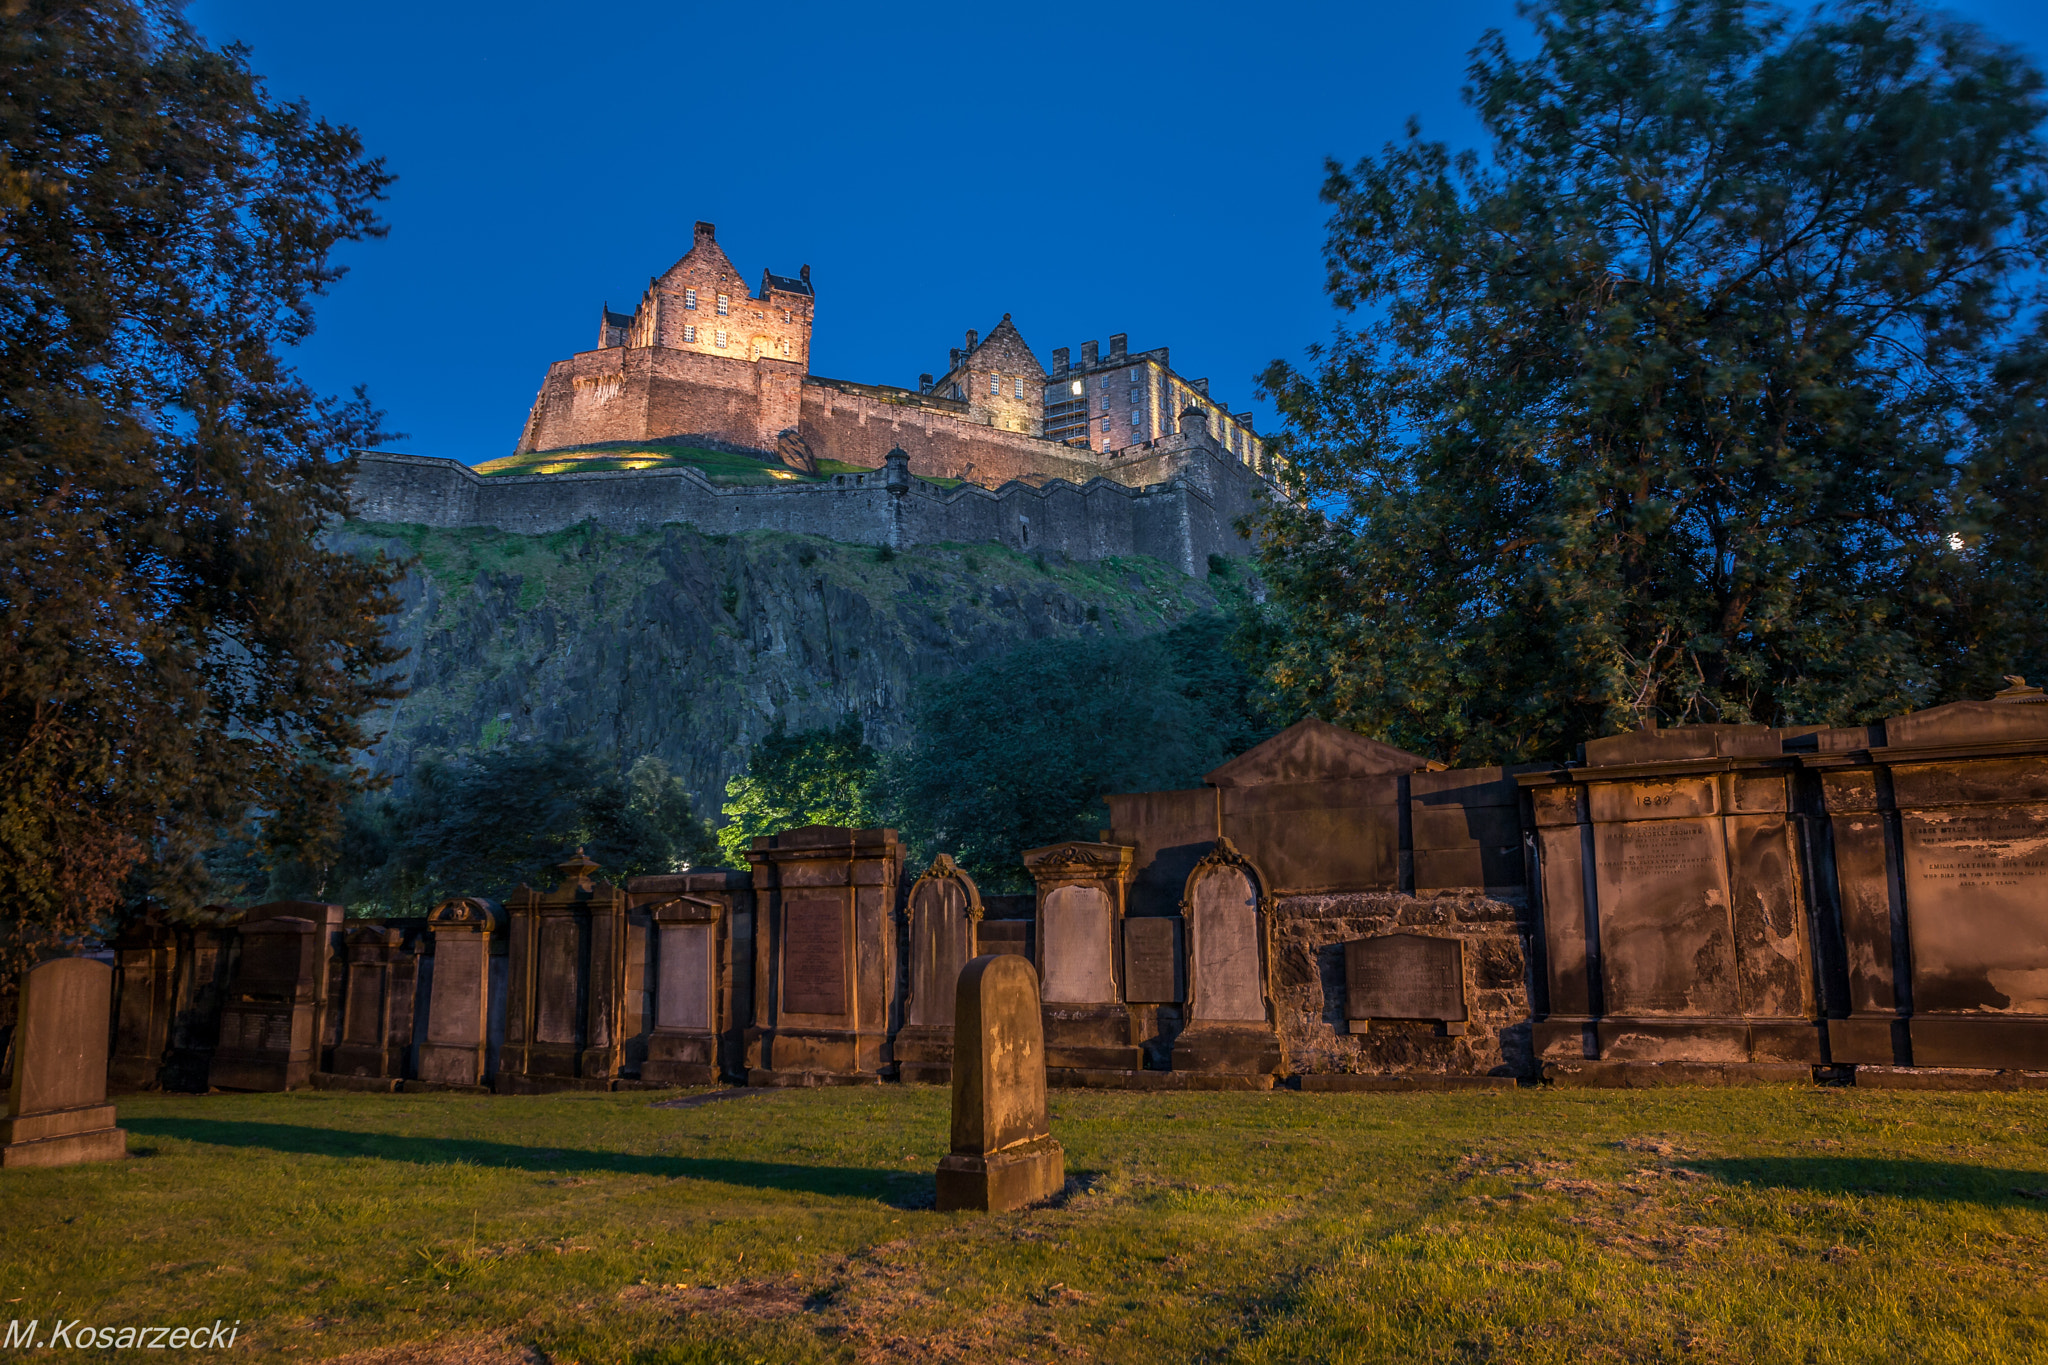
left=5, top=1085, right=2046, bottom=1363
left=470, top=443, right=875, bottom=487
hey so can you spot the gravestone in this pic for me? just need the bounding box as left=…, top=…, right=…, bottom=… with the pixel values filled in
left=209, top=916, right=320, bottom=1091
left=161, top=924, right=236, bottom=1092
left=1344, top=933, right=1467, bottom=1034
left=629, top=870, right=753, bottom=1084
left=240, top=901, right=345, bottom=1072
left=498, top=850, right=630, bottom=1092
left=108, top=916, right=177, bottom=1090
left=1171, top=838, right=1284, bottom=1076
left=329, top=925, right=419, bottom=1082
left=1811, top=688, right=2048, bottom=1068
left=936, top=954, right=1065, bottom=1213
left=417, top=898, right=504, bottom=1089
left=1023, top=841, right=1140, bottom=1073
left=1522, top=723, right=1826, bottom=1073
left=1122, top=918, right=1183, bottom=1004
left=1, top=959, right=127, bottom=1168
left=745, top=826, right=903, bottom=1086
left=897, top=853, right=985, bottom=1084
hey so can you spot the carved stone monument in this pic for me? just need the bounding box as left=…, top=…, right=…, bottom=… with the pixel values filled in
left=240, top=901, right=345, bottom=1072
left=329, top=925, right=419, bottom=1083
left=896, top=853, right=985, bottom=1085
left=108, top=915, right=177, bottom=1090
left=745, top=826, right=903, bottom=1086
left=1345, top=933, right=1468, bottom=1034
left=1023, top=841, right=1140, bottom=1073
left=162, top=924, right=236, bottom=1092
left=936, top=954, right=1065, bottom=1213
left=417, top=897, right=504, bottom=1089
left=629, top=871, right=753, bottom=1085
left=209, top=916, right=320, bottom=1091
left=498, top=850, right=630, bottom=1092
left=1171, top=838, right=1284, bottom=1077
left=1, top=959, right=127, bottom=1168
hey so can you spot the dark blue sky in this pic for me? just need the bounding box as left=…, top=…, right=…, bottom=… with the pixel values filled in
left=185, top=0, right=2048, bottom=468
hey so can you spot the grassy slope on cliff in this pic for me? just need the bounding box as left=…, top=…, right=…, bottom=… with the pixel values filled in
left=334, top=519, right=1233, bottom=822
left=10, top=1086, right=2045, bottom=1363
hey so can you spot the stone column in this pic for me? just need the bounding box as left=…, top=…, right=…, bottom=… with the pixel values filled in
left=1022, top=840, right=1139, bottom=1075
left=2, top=959, right=127, bottom=1168
left=895, top=853, right=984, bottom=1085
left=1171, top=837, right=1284, bottom=1078
left=936, top=954, right=1064, bottom=1212
left=497, top=850, right=629, bottom=1093
left=745, top=826, right=902, bottom=1086
left=209, top=917, right=320, bottom=1091
left=417, top=897, right=504, bottom=1089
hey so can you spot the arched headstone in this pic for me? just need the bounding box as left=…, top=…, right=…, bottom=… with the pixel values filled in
left=1171, top=839, right=1284, bottom=1078
left=897, top=853, right=983, bottom=1084
left=1023, top=841, right=1141, bottom=1073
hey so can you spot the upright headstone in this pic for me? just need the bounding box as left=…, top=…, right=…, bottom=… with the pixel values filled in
left=745, top=826, right=902, bottom=1086
left=499, top=850, right=629, bottom=1092
left=209, top=916, right=319, bottom=1091
left=240, top=901, right=345, bottom=1072
left=329, top=925, right=420, bottom=1082
left=1022, top=841, right=1140, bottom=1073
left=108, top=915, right=178, bottom=1090
left=936, top=954, right=1065, bottom=1213
left=1171, top=838, right=1284, bottom=1077
left=1, top=960, right=127, bottom=1168
left=161, top=923, right=237, bottom=1092
left=629, top=870, right=754, bottom=1085
left=896, top=853, right=985, bottom=1085
left=417, top=897, right=504, bottom=1089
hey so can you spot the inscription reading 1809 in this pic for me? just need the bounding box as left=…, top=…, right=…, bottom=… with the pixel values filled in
left=783, top=898, right=847, bottom=1017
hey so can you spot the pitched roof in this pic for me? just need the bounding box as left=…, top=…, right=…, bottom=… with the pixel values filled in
left=1205, top=718, right=1437, bottom=787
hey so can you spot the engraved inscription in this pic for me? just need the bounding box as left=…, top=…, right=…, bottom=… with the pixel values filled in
left=783, top=898, right=847, bottom=1017
left=1591, top=816, right=1738, bottom=1016
left=1345, top=934, right=1465, bottom=1022
left=1901, top=804, right=2048, bottom=1013
left=1123, top=918, right=1181, bottom=1003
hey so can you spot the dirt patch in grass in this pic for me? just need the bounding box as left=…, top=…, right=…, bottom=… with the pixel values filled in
left=325, top=1333, right=545, bottom=1365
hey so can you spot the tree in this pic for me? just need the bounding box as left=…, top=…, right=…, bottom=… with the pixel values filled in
left=1250, top=0, right=2048, bottom=765
left=0, top=2, right=407, bottom=977
left=716, top=718, right=881, bottom=865
left=881, top=615, right=1275, bottom=891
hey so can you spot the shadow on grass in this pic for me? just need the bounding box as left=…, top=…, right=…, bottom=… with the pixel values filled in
left=1693, top=1156, right=2048, bottom=1207
left=123, top=1117, right=931, bottom=1207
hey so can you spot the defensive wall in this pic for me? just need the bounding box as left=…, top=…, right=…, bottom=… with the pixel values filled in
left=347, top=429, right=1274, bottom=575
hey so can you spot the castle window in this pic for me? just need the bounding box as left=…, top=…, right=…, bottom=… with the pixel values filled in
left=684, top=288, right=697, bottom=310
left=780, top=338, right=790, bottom=357
left=1014, top=378, right=1023, bottom=399
left=1131, top=411, right=1141, bottom=426
left=683, top=324, right=697, bottom=343
left=990, top=374, right=1000, bottom=396
left=715, top=329, right=728, bottom=348
left=716, top=294, right=730, bottom=316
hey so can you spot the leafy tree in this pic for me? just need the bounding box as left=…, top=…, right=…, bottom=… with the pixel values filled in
left=716, top=718, right=881, bottom=865
left=1250, top=0, right=2048, bottom=765
left=304, top=746, right=717, bottom=913
left=881, top=615, right=1276, bottom=891
left=0, top=1, right=407, bottom=977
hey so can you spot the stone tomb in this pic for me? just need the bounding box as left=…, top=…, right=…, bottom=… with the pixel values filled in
left=2, top=959, right=127, bottom=1168
left=745, top=827, right=903, bottom=1086
left=162, top=924, right=237, bottom=1092
left=629, top=870, right=753, bottom=1084
left=1171, top=839, right=1284, bottom=1077
left=1023, top=841, right=1140, bottom=1073
left=1523, top=724, right=1827, bottom=1075
left=935, top=954, right=1065, bottom=1213
left=896, top=853, right=985, bottom=1085
left=209, top=916, right=320, bottom=1091
left=499, top=851, right=630, bottom=1092
left=1811, top=690, right=2048, bottom=1069
left=329, top=925, right=420, bottom=1083
left=417, top=898, right=504, bottom=1089
left=108, top=915, right=177, bottom=1090
left=240, top=901, right=346, bottom=1072
left=1345, top=933, right=1468, bottom=1034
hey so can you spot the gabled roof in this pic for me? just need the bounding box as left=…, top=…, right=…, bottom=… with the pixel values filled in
left=1205, top=718, right=1437, bottom=787
left=659, top=229, right=740, bottom=289
left=970, top=314, right=1046, bottom=376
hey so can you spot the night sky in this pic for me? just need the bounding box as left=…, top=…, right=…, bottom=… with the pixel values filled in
left=183, top=1, right=2048, bottom=468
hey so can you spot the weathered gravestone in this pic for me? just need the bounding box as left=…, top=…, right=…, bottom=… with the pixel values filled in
left=417, top=898, right=504, bottom=1089
left=1171, top=838, right=1284, bottom=1077
left=161, top=923, right=237, bottom=1092
left=1809, top=685, right=2048, bottom=1070
left=500, top=850, right=631, bottom=1092
left=896, top=853, right=985, bottom=1085
left=1, top=959, right=127, bottom=1168
left=1345, top=933, right=1467, bottom=1034
left=629, top=870, right=753, bottom=1085
left=329, top=925, right=420, bottom=1084
left=210, top=916, right=320, bottom=1091
left=240, top=901, right=345, bottom=1073
left=1023, top=841, right=1140, bottom=1073
left=936, top=954, right=1065, bottom=1213
left=108, top=915, right=177, bottom=1090
left=746, top=826, right=903, bottom=1085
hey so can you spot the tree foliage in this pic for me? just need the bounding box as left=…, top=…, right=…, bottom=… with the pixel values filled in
left=716, top=717, right=882, bottom=865
left=0, top=1, right=408, bottom=976
left=1250, top=0, right=2048, bottom=764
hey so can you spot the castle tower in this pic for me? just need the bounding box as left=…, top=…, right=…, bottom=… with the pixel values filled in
left=604, top=221, right=815, bottom=368
left=925, top=314, right=1045, bottom=436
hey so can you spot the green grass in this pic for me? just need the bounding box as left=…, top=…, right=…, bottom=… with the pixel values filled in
left=472, top=441, right=875, bottom=488
left=5, top=1087, right=2046, bottom=1362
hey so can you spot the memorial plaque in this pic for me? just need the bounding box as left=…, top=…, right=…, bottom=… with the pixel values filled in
left=1189, top=865, right=1264, bottom=1023
left=1122, top=918, right=1182, bottom=1003
left=908, top=875, right=972, bottom=1029
left=1592, top=816, right=1739, bottom=1016
left=1901, top=804, right=2048, bottom=1014
left=1344, top=933, right=1465, bottom=1022
left=784, top=898, right=847, bottom=1016
left=1040, top=885, right=1114, bottom=1004
left=426, top=936, right=484, bottom=1047
left=658, top=922, right=713, bottom=1030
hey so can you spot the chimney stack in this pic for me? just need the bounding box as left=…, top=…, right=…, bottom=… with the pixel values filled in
left=919, top=373, right=934, bottom=393
left=951, top=348, right=963, bottom=369
left=694, top=221, right=716, bottom=241
left=1051, top=347, right=1069, bottom=375
left=1080, top=340, right=1099, bottom=368
left=965, top=328, right=979, bottom=352
left=1108, top=333, right=1127, bottom=361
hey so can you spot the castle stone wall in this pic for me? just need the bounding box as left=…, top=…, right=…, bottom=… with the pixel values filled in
left=798, top=381, right=1106, bottom=488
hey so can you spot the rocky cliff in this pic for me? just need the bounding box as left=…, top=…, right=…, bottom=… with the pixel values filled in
left=335, top=520, right=1234, bottom=823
